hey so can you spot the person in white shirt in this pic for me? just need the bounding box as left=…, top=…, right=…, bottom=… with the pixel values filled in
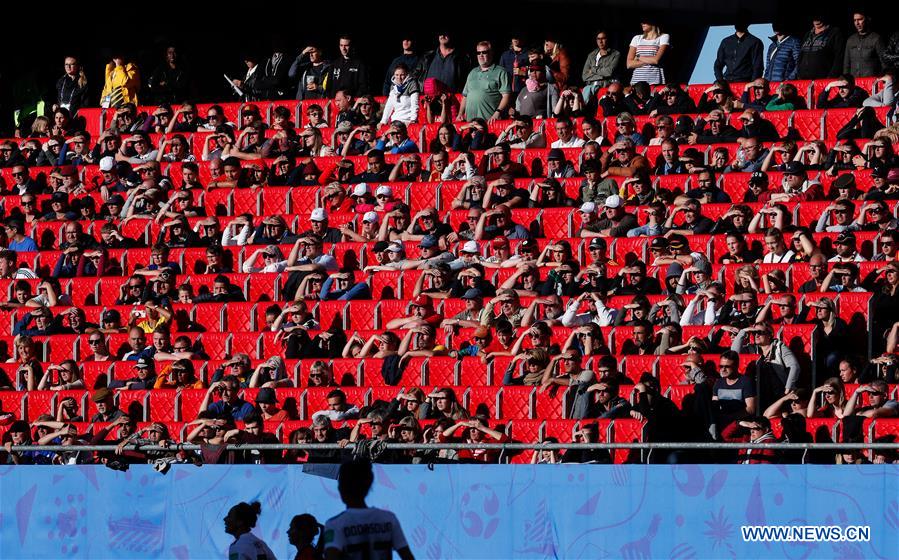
left=380, top=64, right=420, bottom=125
left=311, top=389, right=361, bottom=422
left=323, top=460, right=414, bottom=560
left=561, top=290, right=617, bottom=327
left=224, top=501, right=277, bottom=560
left=761, top=227, right=796, bottom=264
left=550, top=117, right=585, bottom=148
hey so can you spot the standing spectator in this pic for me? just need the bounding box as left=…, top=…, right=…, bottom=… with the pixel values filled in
left=499, top=35, right=530, bottom=93
left=459, top=41, right=512, bottom=123
left=627, top=19, right=670, bottom=85
left=146, top=46, right=190, bottom=104
left=325, top=35, right=369, bottom=97
left=765, top=24, right=801, bottom=81
left=514, top=65, right=558, bottom=119
left=422, top=32, right=469, bottom=93
left=101, top=53, right=140, bottom=108
left=714, top=17, right=764, bottom=82
left=844, top=10, right=885, bottom=77
left=582, top=30, right=621, bottom=100
left=383, top=37, right=422, bottom=96
left=289, top=45, right=330, bottom=100
left=55, top=56, right=89, bottom=113
left=797, top=16, right=844, bottom=79
left=884, top=30, right=899, bottom=70
left=544, top=35, right=572, bottom=89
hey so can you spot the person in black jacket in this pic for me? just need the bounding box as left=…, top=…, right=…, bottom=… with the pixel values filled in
left=797, top=17, right=844, bottom=79
left=325, top=35, right=369, bottom=97
left=714, top=19, right=764, bottom=82
left=816, top=74, right=868, bottom=108
left=645, top=84, right=697, bottom=116
left=55, top=56, right=89, bottom=113
left=146, top=46, right=191, bottom=104
left=255, top=41, right=292, bottom=100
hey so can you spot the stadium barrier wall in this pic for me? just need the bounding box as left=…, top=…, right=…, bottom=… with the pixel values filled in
left=0, top=464, right=896, bottom=559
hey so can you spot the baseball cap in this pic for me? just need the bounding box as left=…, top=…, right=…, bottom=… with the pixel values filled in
left=462, top=288, right=483, bottom=300
left=749, top=171, right=768, bottom=185
left=411, top=294, right=433, bottom=308
left=135, top=356, right=153, bottom=369
left=310, top=208, right=327, bottom=222
left=491, top=236, right=510, bottom=249
left=51, top=191, right=68, bottom=203
left=604, top=195, right=622, bottom=209
left=419, top=235, right=439, bottom=249
left=649, top=237, right=670, bottom=250
left=835, top=231, right=856, bottom=245
left=106, top=194, right=125, bottom=206
left=255, top=387, right=278, bottom=404
left=352, top=183, right=370, bottom=197
left=375, top=185, right=393, bottom=197
left=579, top=202, right=596, bottom=214
left=372, top=241, right=390, bottom=253
left=461, top=240, right=479, bottom=253
left=386, top=242, right=404, bottom=253
left=102, top=309, right=121, bottom=323
left=589, top=238, right=607, bottom=250
left=871, top=165, right=889, bottom=179
left=668, top=234, right=689, bottom=250
left=547, top=148, right=565, bottom=161
left=362, top=211, right=379, bottom=224
left=335, top=121, right=353, bottom=133
left=99, top=156, right=116, bottom=172
left=782, top=161, right=806, bottom=175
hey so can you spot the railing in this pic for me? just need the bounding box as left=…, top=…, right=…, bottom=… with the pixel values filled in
left=8, top=441, right=899, bottom=452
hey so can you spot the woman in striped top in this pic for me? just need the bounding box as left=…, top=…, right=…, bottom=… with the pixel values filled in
left=627, top=22, right=670, bottom=85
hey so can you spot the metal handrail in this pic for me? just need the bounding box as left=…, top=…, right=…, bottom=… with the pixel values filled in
left=7, top=441, right=899, bottom=452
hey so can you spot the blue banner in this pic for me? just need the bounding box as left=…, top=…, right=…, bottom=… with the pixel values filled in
left=0, top=464, right=897, bottom=559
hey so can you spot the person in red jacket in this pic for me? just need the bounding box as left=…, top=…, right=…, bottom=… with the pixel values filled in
left=721, top=416, right=779, bottom=464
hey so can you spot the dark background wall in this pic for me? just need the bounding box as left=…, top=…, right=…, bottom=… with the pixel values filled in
left=0, top=0, right=889, bottom=134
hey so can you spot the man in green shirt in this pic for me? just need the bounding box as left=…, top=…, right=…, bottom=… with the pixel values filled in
left=460, top=41, right=512, bottom=122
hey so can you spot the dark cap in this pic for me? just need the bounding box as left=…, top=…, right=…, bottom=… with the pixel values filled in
left=649, top=237, right=670, bottom=250
left=871, top=165, right=889, bottom=179
left=782, top=161, right=806, bottom=175
left=102, top=309, right=121, bottom=323
left=372, top=241, right=390, bottom=253
left=255, top=387, right=278, bottom=404
left=589, top=238, right=607, bottom=250
left=835, top=231, right=856, bottom=245
left=135, top=357, right=154, bottom=369
left=547, top=148, right=565, bottom=161
left=51, top=191, right=69, bottom=203
left=106, top=194, right=125, bottom=206
left=832, top=174, right=855, bottom=190
left=419, top=235, right=439, bottom=249
left=749, top=171, right=768, bottom=185
left=668, top=234, right=689, bottom=250
left=462, top=288, right=483, bottom=300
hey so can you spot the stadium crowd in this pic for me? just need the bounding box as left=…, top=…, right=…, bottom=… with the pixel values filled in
left=1, top=11, right=899, bottom=467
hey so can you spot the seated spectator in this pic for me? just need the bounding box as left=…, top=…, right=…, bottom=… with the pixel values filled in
left=817, top=74, right=868, bottom=108
left=311, top=389, right=361, bottom=422
left=439, top=415, right=509, bottom=463
left=665, top=198, right=716, bottom=234
left=842, top=380, right=899, bottom=418
left=764, top=82, right=807, bottom=111
left=200, top=375, right=255, bottom=421
left=720, top=416, right=779, bottom=464
left=582, top=195, right=638, bottom=238
left=374, top=121, right=419, bottom=154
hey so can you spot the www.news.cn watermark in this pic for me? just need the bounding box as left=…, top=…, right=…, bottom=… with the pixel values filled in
left=742, top=525, right=871, bottom=542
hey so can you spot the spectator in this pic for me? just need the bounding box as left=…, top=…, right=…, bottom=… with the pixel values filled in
left=200, top=376, right=255, bottom=421
left=797, top=16, right=844, bottom=79
left=844, top=10, right=885, bottom=77
left=817, top=74, right=868, bottom=108
left=289, top=45, right=329, bottom=100
left=721, top=416, right=779, bottom=464
left=843, top=380, right=899, bottom=418
left=712, top=350, right=757, bottom=428
left=380, top=64, right=420, bottom=125
left=90, top=388, right=125, bottom=422
left=627, top=19, right=670, bottom=85
left=765, top=22, right=801, bottom=81
left=439, top=415, right=509, bottom=463
left=311, top=389, right=361, bottom=422
left=325, top=35, right=369, bottom=97
left=514, top=64, right=558, bottom=119
left=459, top=41, right=512, bottom=122
left=714, top=17, right=764, bottom=82
left=101, top=53, right=140, bottom=108
left=55, top=56, right=89, bottom=113
left=582, top=30, right=621, bottom=98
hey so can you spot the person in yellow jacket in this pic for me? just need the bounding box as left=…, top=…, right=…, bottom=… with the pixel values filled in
left=101, top=56, right=140, bottom=108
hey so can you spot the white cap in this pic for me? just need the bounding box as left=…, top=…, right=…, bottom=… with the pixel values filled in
left=362, top=211, right=379, bottom=223
left=604, top=195, right=622, bottom=209
left=375, top=185, right=393, bottom=197
left=352, top=183, right=370, bottom=197
left=387, top=242, right=404, bottom=253
left=310, top=208, right=327, bottom=222
left=579, top=202, right=596, bottom=214
left=99, top=157, right=115, bottom=172
left=461, top=240, right=479, bottom=253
